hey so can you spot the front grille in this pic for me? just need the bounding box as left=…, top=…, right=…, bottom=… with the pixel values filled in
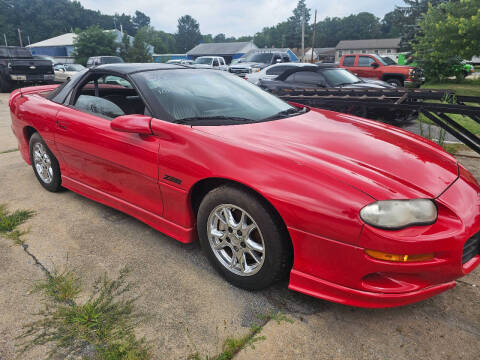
left=229, top=68, right=249, bottom=76
left=463, top=232, right=480, bottom=264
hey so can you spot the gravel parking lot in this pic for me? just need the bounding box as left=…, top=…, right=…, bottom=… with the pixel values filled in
left=0, top=92, right=479, bottom=359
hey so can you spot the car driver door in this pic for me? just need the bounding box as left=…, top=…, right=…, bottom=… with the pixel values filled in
left=356, top=56, right=378, bottom=78
left=54, top=73, right=163, bottom=216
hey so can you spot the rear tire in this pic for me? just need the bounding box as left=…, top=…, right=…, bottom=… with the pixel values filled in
left=197, top=185, right=291, bottom=290
left=29, top=132, right=62, bottom=192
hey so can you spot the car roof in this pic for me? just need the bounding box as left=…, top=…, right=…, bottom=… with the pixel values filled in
left=275, top=65, right=341, bottom=81
left=92, top=63, right=185, bottom=75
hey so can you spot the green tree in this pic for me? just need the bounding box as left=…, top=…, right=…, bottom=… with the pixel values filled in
left=125, top=26, right=153, bottom=62
left=72, top=25, right=118, bottom=65
left=213, top=33, right=226, bottom=42
left=175, top=15, right=202, bottom=52
left=133, top=10, right=150, bottom=31
left=413, top=0, right=480, bottom=80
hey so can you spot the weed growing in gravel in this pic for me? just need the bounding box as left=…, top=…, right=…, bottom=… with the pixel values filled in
left=0, top=204, right=35, bottom=244
left=189, top=311, right=293, bottom=360
left=19, top=267, right=151, bottom=360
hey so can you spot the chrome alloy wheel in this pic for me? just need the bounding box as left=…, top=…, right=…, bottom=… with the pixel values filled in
left=207, top=204, right=265, bottom=276
left=33, top=143, right=53, bottom=184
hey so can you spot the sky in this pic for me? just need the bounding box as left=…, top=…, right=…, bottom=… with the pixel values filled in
left=78, top=0, right=406, bottom=37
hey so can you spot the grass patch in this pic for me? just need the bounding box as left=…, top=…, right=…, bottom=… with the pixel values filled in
left=19, top=267, right=151, bottom=360
left=0, top=204, right=35, bottom=243
left=418, top=82, right=480, bottom=136
left=189, top=311, right=293, bottom=360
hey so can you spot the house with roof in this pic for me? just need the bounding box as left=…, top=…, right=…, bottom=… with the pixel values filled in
left=28, top=29, right=153, bottom=62
left=335, top=38, right=401, bottom=62
left=186, top=41, right=258, bottom=64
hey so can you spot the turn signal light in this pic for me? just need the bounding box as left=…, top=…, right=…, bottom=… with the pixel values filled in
left=365, top=249, right=434, bottom=262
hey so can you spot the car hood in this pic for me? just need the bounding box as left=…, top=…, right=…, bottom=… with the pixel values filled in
left=196, top=109, right=459, bottom=200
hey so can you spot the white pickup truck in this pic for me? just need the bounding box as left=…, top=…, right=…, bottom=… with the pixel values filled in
left=192, top=56, right=228, bottom=71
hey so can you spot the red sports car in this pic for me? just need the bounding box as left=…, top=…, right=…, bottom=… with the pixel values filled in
left=8, top=63, right=480, bottom=308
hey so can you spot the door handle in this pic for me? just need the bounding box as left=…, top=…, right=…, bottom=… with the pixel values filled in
left=57, top=120, right=68, bottom=129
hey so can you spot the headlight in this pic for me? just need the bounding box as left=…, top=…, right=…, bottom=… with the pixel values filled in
left=360, top=199, right=437, bottom=230
left=250, top=67, right=260, bottom=73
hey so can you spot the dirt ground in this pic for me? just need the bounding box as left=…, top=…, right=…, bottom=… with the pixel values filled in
left=0, top=93, right=479, bottom=359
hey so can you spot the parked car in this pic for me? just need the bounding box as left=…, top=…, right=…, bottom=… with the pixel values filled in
left=9, top=63, right=480, bottom=308
left=229, top=51, right=291, bottom=77
left=192, top=56, right=228, bottom=71
left=245, top=62, right=317, bottom=85
left=54, top=63, right=85, bottom=82
left=339, top=54, right=425, bottom=87
left=0, top=46, right=55, bottom=92
left=86, top=56, right=124, bottom=68
left=258, top=66, right=395, bottom=92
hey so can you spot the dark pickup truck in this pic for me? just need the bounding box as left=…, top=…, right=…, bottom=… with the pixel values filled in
left=0, top=46, right=55, bottom=92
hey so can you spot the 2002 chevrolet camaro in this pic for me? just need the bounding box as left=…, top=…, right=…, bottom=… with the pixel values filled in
left=9, top=63, right=480, bottom=308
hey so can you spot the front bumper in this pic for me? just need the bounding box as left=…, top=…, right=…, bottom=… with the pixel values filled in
left=287, top=170, right=480, bottom=308
left=404, top=77, right=425, bottom=88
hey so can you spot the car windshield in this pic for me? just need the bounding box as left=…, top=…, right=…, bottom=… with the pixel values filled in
left=102, top=57, right=123, bottom=64
left=195, top=58, right=213, bottom=65
left=321, top=69, right=362, bottom=86
left=8, top=47, right=32, bottom=58
left=132, top=69, right=295, bottom=124
left=371, top=54, right=388, bottom=65
left=66, top=64, right=85, bottom=71
left=245, top=53, right=273, bottom=63
left=382, top=57, right=396, bottom=65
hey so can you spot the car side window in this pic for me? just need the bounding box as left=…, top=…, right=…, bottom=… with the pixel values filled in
left=272, top=55, right=281, bottom=63
left=213, top=58, right=219, bottom=67
left=358, top=56, right=375, bottom=67
left=54, top=64, right=64, bottom=71
left=294, top=71, right=326, bottom=86
left=343, top=56, right=356, bottom=66
left=266, top=65, right=288, bottom=76
left=282, top=55, right=290, bottom=62
left=72, top=74, right=146, bottom=120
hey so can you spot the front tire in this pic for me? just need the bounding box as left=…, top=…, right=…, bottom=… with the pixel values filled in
left=386, top=78, right=403, bottom=87
left=29, top=132, right=62, bottom=192
left=197, top=185, right=291, bottom=290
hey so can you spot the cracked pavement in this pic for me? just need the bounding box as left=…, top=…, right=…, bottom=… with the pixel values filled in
left=0, top=93, right=479, bottom=359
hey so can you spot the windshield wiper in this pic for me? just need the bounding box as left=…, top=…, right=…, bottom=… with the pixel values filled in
left=173, top=116, right=254, bottom=124
left=261, top=107, right=307, bottom=121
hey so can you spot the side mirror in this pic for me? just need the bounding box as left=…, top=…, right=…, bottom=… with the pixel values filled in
left=111, top=115, right=152, bottom=135
left=371, top=62, right=379, bottom=68
left=61, top=68, right=65, bottom=72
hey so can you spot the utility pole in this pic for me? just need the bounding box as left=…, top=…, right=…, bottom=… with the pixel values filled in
left=310, top=10, right=317, bottom=63
left=301, top=7, right=305, bottom=62
left=17, top=28, right=23, bottom=47
left=27, top=35, right=31, bottom=46
left=3, top=34, right=7, bottom=46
